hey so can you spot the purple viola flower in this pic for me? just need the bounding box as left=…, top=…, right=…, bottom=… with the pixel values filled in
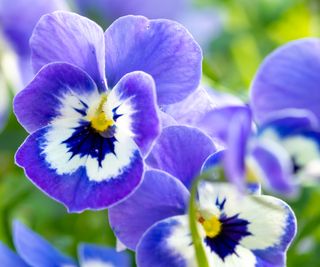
left=108, top=126, right=296, bottom=266
left=74, top=0, right=222, bottom=49
left=0, top=221, right=130, bottom=267
left=14, top=11, right=202, bottom=212
left=0, top=0, right=67, bottom=84
left=221, top=106, right=320, bottom=195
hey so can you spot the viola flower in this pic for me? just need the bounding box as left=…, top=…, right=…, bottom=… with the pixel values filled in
left=221, top=106, right=320, bottom=195
left=14, top=11, right=202, bottom=212
left=108, top=126, right=296, bottom=266
left=0, top=221, right=130, bottom=267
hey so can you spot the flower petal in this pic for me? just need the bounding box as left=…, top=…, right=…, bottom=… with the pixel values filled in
left=248, top=139, right=296, bottom=195
left=78, top=243, right=130, bottom=267
left=105, top=15, right=202, bottom=104
left=259, top=109, right=319, bottom=136
left=108, top=71, right=160, bottom=155
left=0, top=242, right=28, bottom=267
left=223, top=108, right=252, bottom=189
left=14, top=62, right=99, bottom=133
left=109, top=170, right=189, bottom=250
left=15, top=125, right=144, bottom=212
left=146, top=125, right=215, bottom=189
left=251, top=38, right=320, bottom=124
left=13, top=221, right=76, bottom=267
left=30, top=11, right=107, bottom=90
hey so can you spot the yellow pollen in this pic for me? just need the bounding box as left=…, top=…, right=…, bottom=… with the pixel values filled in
left=200, top=215, right=222, bottom=238
left=90, top=94, right=114, bottom=132
left=246, top=163, right=260, bottom=183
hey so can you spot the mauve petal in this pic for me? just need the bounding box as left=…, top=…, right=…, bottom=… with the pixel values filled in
left=13, top=221, right=76, bottom=267
left=146, top=125, right=215, bottom=189
left=224, top=108, right=252, bottom=190
left=30, top=11, right=107, bottom=91
left=15, top=126, right=144, bottom=212
left=14, top=62, right=98, bottom=133
left=105, top=15, right=202, bottom=105
left=110, top=71, right=160, bottom=155
left=109, top=170, right=189, bottom=250
left=0, top=242, right=28, bottom=267
left=251, top=38, right=320, bottom=124
left=78, top=243, right=130, bottom=266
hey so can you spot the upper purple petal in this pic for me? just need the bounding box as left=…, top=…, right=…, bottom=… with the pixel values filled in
left=109, top=170, right=189, bottom=250
left=30, top=11, right=107, bottom=91
left=251, top=38, right=320, bottom=124
left=78, top=243, right=130, bottom=266
left=146, top=125, right=215, bottom=189
left=13, top=221, right=76, bottom=267
left=110, top=71, right=160, bottom=155
left=105, top=15, right=202, bottom=105
left=14, top=62, right=98, bottom=133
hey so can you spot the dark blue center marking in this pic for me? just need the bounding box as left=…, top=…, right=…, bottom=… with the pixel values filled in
left=63, top=121, right=117, bottom=167
left=61, top=101, right=124, bottom=167
left=204, top=198, right=252, bottom=261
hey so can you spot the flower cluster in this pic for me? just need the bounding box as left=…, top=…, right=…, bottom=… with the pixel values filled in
left=1, top=3, right=319, bottom=267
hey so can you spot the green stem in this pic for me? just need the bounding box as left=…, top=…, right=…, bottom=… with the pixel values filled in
left=188, top=172, right=211, bottom=267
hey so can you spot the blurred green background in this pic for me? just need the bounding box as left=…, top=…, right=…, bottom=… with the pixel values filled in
left=1, top=0, right=320, bottom=266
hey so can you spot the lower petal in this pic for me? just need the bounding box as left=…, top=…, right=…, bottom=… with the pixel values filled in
left=109, top=170, right=189, bottom=250
left=13, top=221, right=76, bottom=267
left=78, top=243, right=130, bottom=267
left=15, top=126, right=144, bottom=212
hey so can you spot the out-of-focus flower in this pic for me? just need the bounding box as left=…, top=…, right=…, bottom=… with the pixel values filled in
left=14, top=11, right=202, bottom=212
left=74, top=0, right=223, bottom=49
left=108, top=125, right=296, bottom=266
left=0, top=0, right=67, bottom=132
left=0, top=0, right=68, bottom=84
left=0, top=221, right=130, bottom=266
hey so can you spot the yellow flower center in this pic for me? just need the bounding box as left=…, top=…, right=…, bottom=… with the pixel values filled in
left=199, top=215, right=222, bottom=238
left=89, top=94, right=114, bottom=132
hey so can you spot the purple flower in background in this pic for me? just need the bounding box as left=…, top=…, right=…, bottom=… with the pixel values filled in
left=0, top=221, right=130, bottom=267
left=248, top=38, right=320, bottom=188
left=13, top=11, right=202, bottom=212
left=220, top=106, right=320, bottom=195
left=0, top=0, right=67, bottom=84
left=74, top=0, right=223, bottom=49
left=108, top=126, right=296, bottom=266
